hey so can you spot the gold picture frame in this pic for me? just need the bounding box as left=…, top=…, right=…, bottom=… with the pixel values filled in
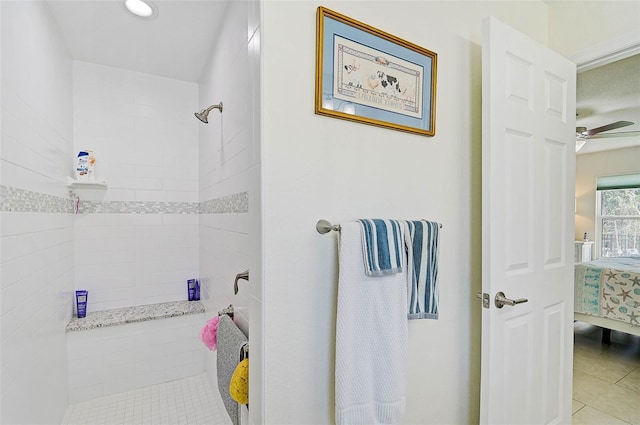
left=315, top=7, right=437, bottom=137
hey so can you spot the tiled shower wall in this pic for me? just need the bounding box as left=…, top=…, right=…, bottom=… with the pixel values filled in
left=70, top=59, right=253, bottom=312
left=72, top=62, right=201, bottom=312
left=1, top=2, right=74, bottom=423
left=197, top=1, right=259, bottom=411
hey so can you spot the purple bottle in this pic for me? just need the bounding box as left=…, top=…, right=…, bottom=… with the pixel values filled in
left=187, top=279, right=197, bottom=301
left=76, top=290, right=88, bottom=318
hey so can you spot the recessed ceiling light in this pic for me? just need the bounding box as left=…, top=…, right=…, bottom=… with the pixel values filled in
left=124, top=0, right=157, bottom=19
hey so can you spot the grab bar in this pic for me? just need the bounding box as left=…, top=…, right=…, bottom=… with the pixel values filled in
left=234, top=270, right=249, bottom=295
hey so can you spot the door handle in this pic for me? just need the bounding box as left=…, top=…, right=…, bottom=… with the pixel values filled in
left=494, top=291, right=528, bottom=309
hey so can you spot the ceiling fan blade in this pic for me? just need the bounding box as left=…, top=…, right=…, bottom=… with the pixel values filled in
left=589, top=130, right=640, bottom=139
left=586, top=120, right=634, bottom=136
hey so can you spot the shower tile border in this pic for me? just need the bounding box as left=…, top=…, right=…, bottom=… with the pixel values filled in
left=78, top=199, right=200, bottom=214
left=0, top=185, right=248, bottom=215
left=0, top=185, right=75, bottom=213
left=200, top=191, right=248, bottom=214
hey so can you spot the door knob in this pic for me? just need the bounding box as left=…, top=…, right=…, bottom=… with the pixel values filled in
left=494, top=291, right=528, bottom=309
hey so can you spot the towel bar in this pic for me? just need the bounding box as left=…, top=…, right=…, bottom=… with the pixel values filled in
left=316, top=219, right=442, bottom=234
left=217, top=307, right=249, bottom=360
left=218, top=304, right=234, bottom=319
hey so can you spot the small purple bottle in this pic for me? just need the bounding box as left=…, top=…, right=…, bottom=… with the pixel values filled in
left=76, top=290, right=88, bottom=318
left=187, top=279, right=196, bottom=301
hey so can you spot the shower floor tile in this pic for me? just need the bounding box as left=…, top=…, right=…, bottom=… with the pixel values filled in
left=61, top=374, right=231, bottom=425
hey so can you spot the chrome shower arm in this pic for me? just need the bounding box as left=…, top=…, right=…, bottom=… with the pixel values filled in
left=204, top=102, right=223, bottom=113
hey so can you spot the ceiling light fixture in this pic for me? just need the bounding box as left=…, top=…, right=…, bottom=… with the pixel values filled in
left=124, top=0, right=157, bottom=19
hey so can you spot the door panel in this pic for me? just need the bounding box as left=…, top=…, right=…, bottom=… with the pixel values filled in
left=544, top=139, right=567, bottom=267
left=504, top=129, right=534, bottom=274
left=542, top=303, right=565, bottom=423
left=502, top=313, right=534, bottom=422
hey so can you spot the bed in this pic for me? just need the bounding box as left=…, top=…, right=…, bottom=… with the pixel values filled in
left=574, top=257, right=640, bottom=341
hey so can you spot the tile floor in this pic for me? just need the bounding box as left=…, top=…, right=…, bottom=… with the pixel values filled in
left=60, top=326, right=640, bottom=425
left=572, top=321, right=640, bottom=425
left=61, top=374, right=231, bottom=425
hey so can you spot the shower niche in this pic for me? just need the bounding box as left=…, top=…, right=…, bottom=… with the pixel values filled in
left=67, top=177, right=108, bottom=190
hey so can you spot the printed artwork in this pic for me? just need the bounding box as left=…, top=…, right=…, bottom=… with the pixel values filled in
left=315, top=7, right=437, bottom=136
left=332, top=35, right=423, bottom=119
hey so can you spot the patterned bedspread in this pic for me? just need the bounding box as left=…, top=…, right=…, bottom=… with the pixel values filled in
left=575, top=257, right=640, bottom=326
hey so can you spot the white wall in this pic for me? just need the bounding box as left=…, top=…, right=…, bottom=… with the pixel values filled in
left=259, top=1, right=549, bottom=423
left=72, top=62, right=200, bottom=312
left=197, top=1, right=261, bottom=416
left=575, top=146, right=640, bottom=252
left=0, top=1, right=74, bottom=423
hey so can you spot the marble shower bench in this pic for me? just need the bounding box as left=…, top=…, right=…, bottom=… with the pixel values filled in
left=66, top=300, right=205, bottom=332
left=65, top=300, right=207, bottom=403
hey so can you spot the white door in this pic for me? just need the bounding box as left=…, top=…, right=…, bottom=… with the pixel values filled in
left=480, top=17, right=576, bottom=424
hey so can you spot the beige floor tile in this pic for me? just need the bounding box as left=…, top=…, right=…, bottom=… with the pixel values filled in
left=573, top=371, right=640, bottom=424
left=574, top=349, right=636, bottom=383
left=618, top=369, right=640, bottom=393
left=573, top=399, right=586, bottom=415
left=572, top=405, right=631, bottom=425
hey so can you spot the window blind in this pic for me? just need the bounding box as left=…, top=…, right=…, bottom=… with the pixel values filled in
left=596, top=174, right=640, bottom=190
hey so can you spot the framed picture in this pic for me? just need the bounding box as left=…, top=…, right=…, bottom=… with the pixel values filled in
left=315, top=7, right=437, bottom=137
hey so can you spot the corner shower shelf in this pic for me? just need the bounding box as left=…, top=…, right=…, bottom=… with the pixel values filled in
left=67, top=178, right=108, bottom=189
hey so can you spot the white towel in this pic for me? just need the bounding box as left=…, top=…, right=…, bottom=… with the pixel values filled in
left=335, top=222, right=408, bottom=425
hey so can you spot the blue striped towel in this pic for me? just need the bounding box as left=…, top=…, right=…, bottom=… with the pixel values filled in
left=357, top=219, right=404, bottom=276
left=405, top=220, right=440, bottom=320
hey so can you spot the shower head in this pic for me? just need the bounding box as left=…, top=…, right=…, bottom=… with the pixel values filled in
left=194, top=111, right=209, bottom=123
left=194, top=102, right=223, bottom=123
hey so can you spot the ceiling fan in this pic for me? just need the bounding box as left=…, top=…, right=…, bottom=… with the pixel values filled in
left=575, top=120, right=638, bottom=151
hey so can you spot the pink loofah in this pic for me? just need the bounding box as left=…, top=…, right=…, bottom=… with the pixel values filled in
left=200, top=316, right=220, bottom=350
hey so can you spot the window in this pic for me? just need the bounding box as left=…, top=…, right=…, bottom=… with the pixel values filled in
left=596, top=175, right=640, bottom=258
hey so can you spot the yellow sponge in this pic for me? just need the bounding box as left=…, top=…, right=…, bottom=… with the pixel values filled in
left=229, top=358, right=249, bottom=404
